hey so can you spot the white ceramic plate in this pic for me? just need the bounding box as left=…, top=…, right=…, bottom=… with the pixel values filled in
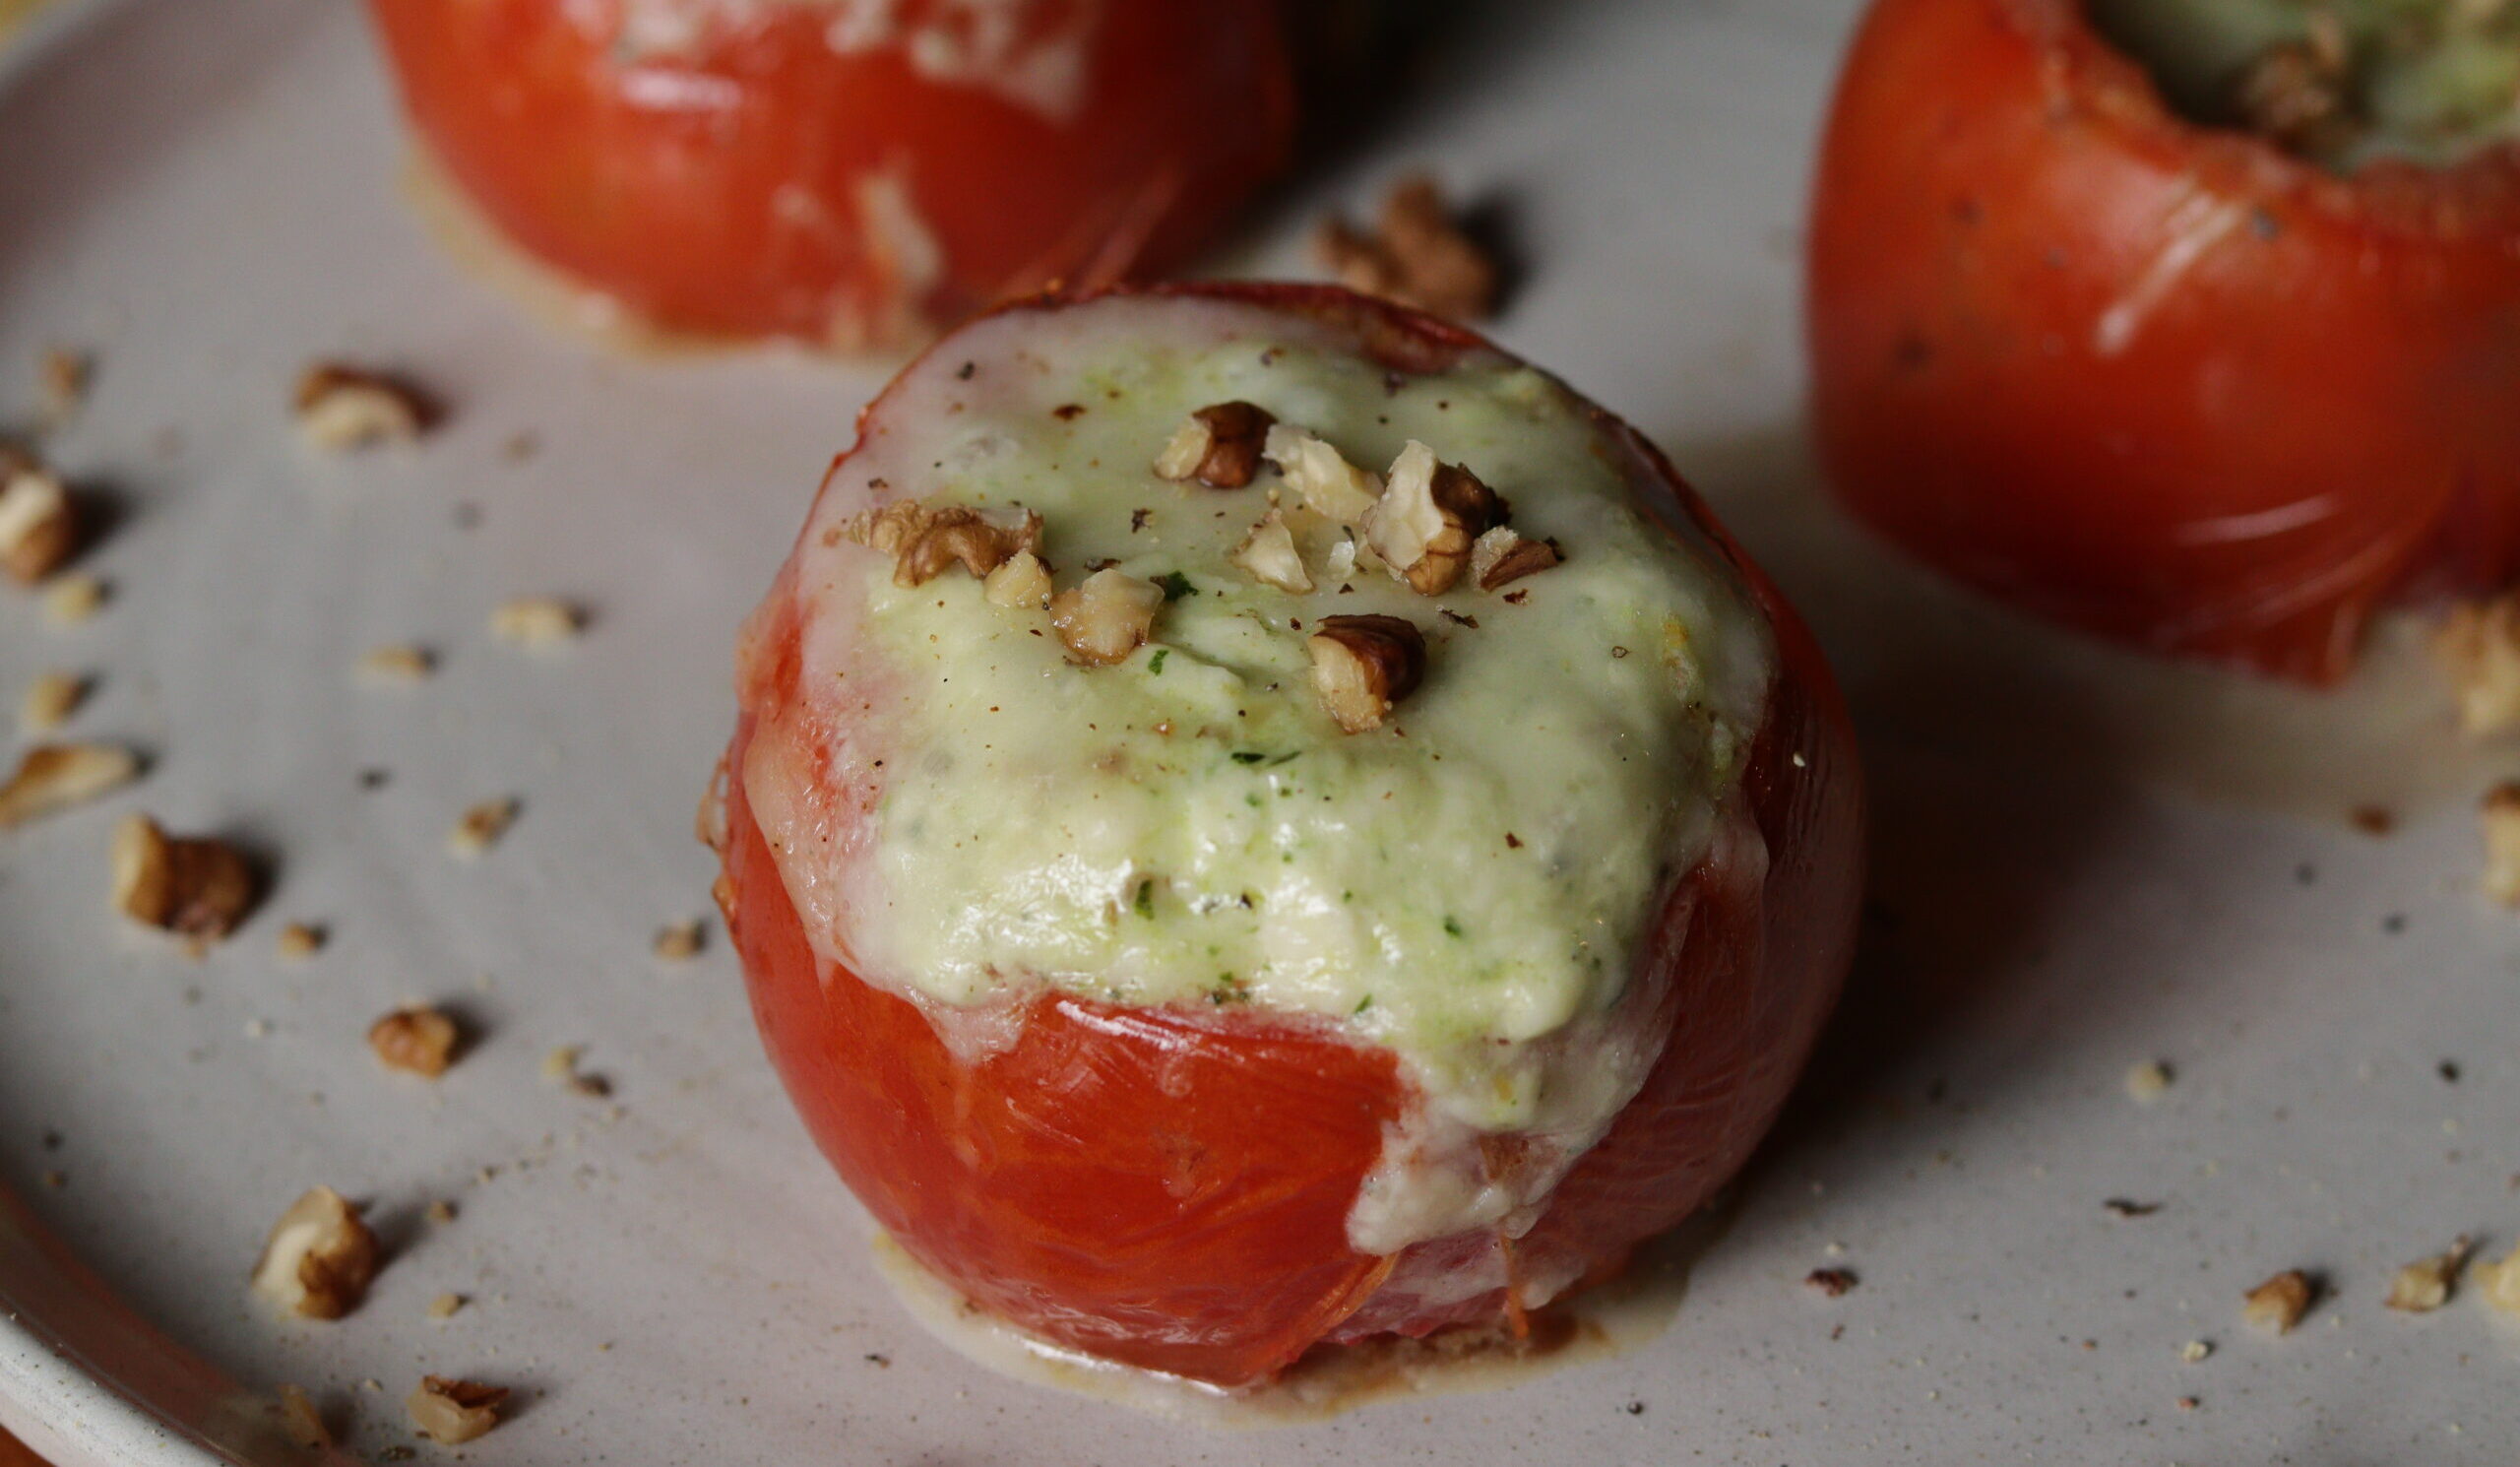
left=3, top=1, right=2515, bottom=1462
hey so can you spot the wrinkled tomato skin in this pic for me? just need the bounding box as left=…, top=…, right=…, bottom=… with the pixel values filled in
left=364, top=0, right=1295, bottom=347
left=1808, top=0, right=2520, bottom=682
left=718, top=284, right=1862, bottom=1387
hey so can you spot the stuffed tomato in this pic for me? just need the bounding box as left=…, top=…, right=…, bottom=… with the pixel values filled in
left=713, top=283, right=1862, bottom=1387
left=1808, top=0, right=2520, bottom=682
left=366, top=0, right=1294, bottom=349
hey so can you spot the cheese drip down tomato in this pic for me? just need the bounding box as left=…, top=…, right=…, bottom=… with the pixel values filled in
left=365, top=0, right=1296, bottom=348
left=714, top=284, right=1862, bottom=1387
left=1808, top=0, right=2520, bottom=682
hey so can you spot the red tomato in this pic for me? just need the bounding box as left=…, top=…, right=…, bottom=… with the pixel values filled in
left=365, top=0, right=1296, bottom=348
left=1808, top=0, right=2520, bottom=682
left=715, top=284, right=1863, bottom=1387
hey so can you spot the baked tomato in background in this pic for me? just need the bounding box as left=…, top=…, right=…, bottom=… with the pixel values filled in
left=713, top=284, right=1863, bottom=1387
left=365, top=0, right=1296, bottom=349
left=1807, top=0, right=2520, bottom=683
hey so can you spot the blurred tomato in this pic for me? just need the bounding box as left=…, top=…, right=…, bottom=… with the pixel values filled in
left=367, top=0, right=1296, bottom=348
left=1808, top=0, right=2520, bottom=681
left=714, top=284, right=1862, bottom=1386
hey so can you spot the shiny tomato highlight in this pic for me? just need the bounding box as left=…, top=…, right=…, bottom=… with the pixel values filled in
left=1808, top=0, right=2520, bottom=681
left=366, top=0, right=1296, bottom=348
left=716, top=284, right=1863, bottom=1387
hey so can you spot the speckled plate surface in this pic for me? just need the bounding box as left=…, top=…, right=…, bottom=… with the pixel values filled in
left=2, top=1, right=2516, bottom=1463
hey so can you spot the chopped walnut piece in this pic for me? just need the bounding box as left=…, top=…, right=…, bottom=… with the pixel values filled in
left=406, top=1377, right=506, bottom=1445
left=490, top=597, right=583, bottom=647
left=276, top=1384, right=331, bottom=1451
left=1262, top=424, right=1382, bottom=523
left=1154, top=402, right=1277, bottom=488
left=18, top=670, right=87, bottom=735
left=2483, top=782, right=2520, bottom=905
left=1313, top=173, right=1500, bottom=321
left=833, top=500, right=1044, bottom=588
left=1050, top=567, right=1165, bottom=666
left=1231, top=509, right=1314, bottom=594
left=2385, top=1238, right=2470, bottom=1313
left=2232, top=36, right=2353, bottom=156
left=1471, top=527, right=1562, bottom=591
left=368, top=1006, right=460, bottom=1078
left=2241, top=1269, right=2314, bottom=1334
left=0, top=458, right=77, bottom=584
left=357, top=645, right=435, bottom=684
left=0, top=742, right=137, bottom=827
left=1363, top=441, right=1505, bottom=596
left=2178, top=1339, right=2212, bottom=1363
left=42, top=572, right=104, bottom=625
left=1803, top=1267, right=1857, bottom=1298
left=653, top=919, right=704, bottom=960
left=252, top=1186, right=379, bottom=1320
left=276, top=922, right=326, bottom=960
left=1308, top=614, right=1426, bottom=734
left=448, top=797, right=519, bottom=859
left=292, top=362, right=432, bottom=451
left=982, top=548, right=1054, bottom=610
left=2124, top=1059, right=2172, bottom=1104
left=2476, top=1242, right=2520, bottom=1315
left=112, top=814, right=259, bottom=940
left=542, top=1044, right=610, bottom=1098
left=427, top=1292, right=466, bottom=1321
left=38, top=347, right=91, bottom=428
left=2436, top=597, right=2520, bottom=736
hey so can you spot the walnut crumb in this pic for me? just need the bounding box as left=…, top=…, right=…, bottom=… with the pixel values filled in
left=1154, top=402, right=1277, bottom=488
left=490, top=597, right=583, bottom=648
left=1313, top=173, right=1499, bottom=321
left=424, top=1199, right=458, bottom=1225
left=2437, top=596, right=2520, bottom=737
left=275, top=1384, right=330, bottom=1450
left=2124, top=1059, right=2172, bottom=1105
left=1803, top=1268, right=1857, bottom=1298
left=542, top=1044, right=610, bottom=1098
left=1362, top=441, right=1506, bottom=596
left=2242, top=1269, right=2314, bottom=1334
left=1230, top=509, right=1314, bottom=594
left=292, top=362, right=432, bottom=451
left=427, top=1292, right=466, bottom=1320
left=252, top=1186, right=379, bottom=1320
left=2482, top=782, right=2520, bottom=904
left=1050, top=568, right=1165, bottom=666
left=368, top=1005, right=460, bottom=1078
left=0, top=455, right=78, bottom=584
left=18, top=670, right=87, bottom=735
left=112, top=814, right=258, bottom=940
left=42, top=572, right=104, bottom=625
left=1308, top=614, right=1426, bottom=734
left=982, top=549, right=1054, bottom=611
left=2178, top=1339, right=2211, bottom=1363
left=2385, top=1238, right=2471, bottom=1313
left=448, top=797, right=519, bottom=859
left=2475, top=1242, right=2520, bottom=1315
left=38, top=347, right=92, bottom=427
left=833, top=499, right=1044, bottom=589
left=653, top=919, right=704, bottom=960
left=1261, top=425, right=1382, bottom=524
left=1470, top=526, right=1561, bottom=591
left=357, top=645, right=435, bottom=684
left=0, top=741, right=137, bottom=827
left=405, top=1376, right=506, bottom=1445
left=276, top=922, right=326, bottom=960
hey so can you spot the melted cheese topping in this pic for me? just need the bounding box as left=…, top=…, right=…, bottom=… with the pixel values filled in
left=737, top=293, right=1776, bottom=1257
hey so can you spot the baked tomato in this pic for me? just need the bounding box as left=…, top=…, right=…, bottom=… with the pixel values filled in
left=1808, top=0, right=2520, bottom=682
left=365, top=0, right=1296, bottom=348
left=715, top=283, right=1862, bottom=1387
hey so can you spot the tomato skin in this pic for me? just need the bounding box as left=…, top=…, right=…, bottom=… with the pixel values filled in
left=364, top=0, right=1295, bottom=348
left=1808, top=0, right=2520, bottom=682
left=717, top=284, right=1862, bottom=1386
